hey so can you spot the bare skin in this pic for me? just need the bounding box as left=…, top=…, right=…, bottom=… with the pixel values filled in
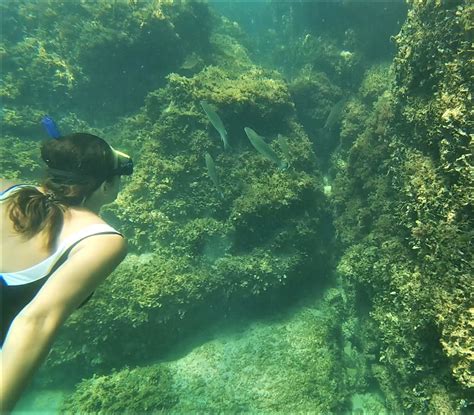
left=0, top=175, right=128, bottom=413
left=1, top=180, right=119, bottom=272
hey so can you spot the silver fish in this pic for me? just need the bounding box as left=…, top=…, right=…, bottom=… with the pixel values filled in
left=323, top=98, right=347, bottom=130
left=277, top=134, right=291, bottom=165
left=244, top=127, right=287, bottom=170
left=205, top=152, right=224, bottom=198
left=201, top=101, right=230, bottom=151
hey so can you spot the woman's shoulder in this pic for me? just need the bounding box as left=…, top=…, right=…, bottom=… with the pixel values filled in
left=66, top=218, right=128, bottom=261
left=60, top=214, right=127, bottom=268
left=67, top=207, right=106, bottom=225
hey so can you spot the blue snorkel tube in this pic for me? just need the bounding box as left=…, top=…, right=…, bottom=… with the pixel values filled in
left=41, top=115, right=61, bottom=139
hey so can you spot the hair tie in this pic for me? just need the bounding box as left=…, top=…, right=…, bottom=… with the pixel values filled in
left=44, top=192, right=60, bottom=205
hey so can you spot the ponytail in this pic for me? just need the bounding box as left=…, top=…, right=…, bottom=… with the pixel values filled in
left=4, top=187, right=66, bottom=251
left=4, top=132, right=115, bottom=251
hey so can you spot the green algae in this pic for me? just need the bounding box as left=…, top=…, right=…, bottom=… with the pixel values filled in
left=331, top=0, right=473, bottom=411
left=62, top=365, right=178, bottom=413
left=41, top=55, right=330, bottom=383
left=1, top=1, right=471, bottom=412
left=61, top=289, right=360, bottom=413
left=0, top=0, right=212, bottom=126
left=0, top=135, right=42, bottom=180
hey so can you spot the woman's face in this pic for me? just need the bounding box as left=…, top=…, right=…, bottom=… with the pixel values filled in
left=109, top=174, right=121, bottom=200
left=107, top=151, right=122, bottom=201
left=97, top=149, right=122, bottom=205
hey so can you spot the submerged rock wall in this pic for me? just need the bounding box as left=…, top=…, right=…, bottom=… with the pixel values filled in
left=24, top=4, right=333, bottom=384
left=0, top=0, right=211, bottom=128
left=2, top=0, right=471, bottom=412
left=333, top=0, right=473, bottom=412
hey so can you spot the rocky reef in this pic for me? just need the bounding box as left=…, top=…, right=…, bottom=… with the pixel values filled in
left=332, top=0, right=473, bottom=412
left=2, top=0, right=472, bottom=413
left=0, top=2, right=334, bottom=393
left=60, top=288, right=354, bottom=413
left=0, top=0, right=211, bottom=130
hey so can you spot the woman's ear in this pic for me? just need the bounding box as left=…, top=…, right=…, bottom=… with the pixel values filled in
left=99, top=180, right=109, bottom=192
left=102, top=177, right=117, bottom=193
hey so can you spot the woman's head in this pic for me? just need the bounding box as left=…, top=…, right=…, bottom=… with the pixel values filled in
left=41, top=132, right=118, bottom=205
left=5, top=133, right=130, bottom=250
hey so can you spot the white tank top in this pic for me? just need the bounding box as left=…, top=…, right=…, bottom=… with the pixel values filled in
left=0, top=184, right=122, bottom=286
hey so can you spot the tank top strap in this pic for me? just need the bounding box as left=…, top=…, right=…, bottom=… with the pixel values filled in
left=55, top=223, right=123, bottom=253
left=44, top=223, right=124, bottom=277
left=1, top=224, right=123, bottom=286
left=0, top=184, right=37, bottom=201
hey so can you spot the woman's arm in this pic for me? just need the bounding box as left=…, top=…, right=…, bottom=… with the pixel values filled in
left=0, top=234, right=127, bottom=413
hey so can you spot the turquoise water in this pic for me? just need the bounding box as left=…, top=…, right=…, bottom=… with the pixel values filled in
left=2, top=0, right=472, bottom=413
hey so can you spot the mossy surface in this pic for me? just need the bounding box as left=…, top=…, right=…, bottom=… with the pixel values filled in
left=331, top=0, right=473, bottom=412
left=0, top=136, right=42, bottom=180
left=0, top=0, right=211, bottom=127
left=61, top=289, right=363, bottom=413
left=45, top=62, right=331, bottom=379
left=2, top=1, right=471, bottom=412
left=61, top=365, right=178, bottom=413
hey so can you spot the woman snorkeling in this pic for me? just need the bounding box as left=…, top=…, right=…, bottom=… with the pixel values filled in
left=0, top=131, right=132, bottom=412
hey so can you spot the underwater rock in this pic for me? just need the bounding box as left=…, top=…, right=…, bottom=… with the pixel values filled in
left=332, top=0, right=473, bottom=412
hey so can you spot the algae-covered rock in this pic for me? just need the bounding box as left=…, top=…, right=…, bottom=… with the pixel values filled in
left=358, top=62, right=393, bottom=104
left=209, top=33, right=253, bottom=73
left=43, top=61, right=330, bottom=379
left=390, top=0, right=473, bottom=398
left=61, top=364, right=178, bottom=413
left=110, top=65, right=316, bottom=253
left=0, top=135, right=42, bottom=180
left=290, top=67, right=343, bottom=133
left=60, top=289, right=352, bottom=413
left=1, top=1, right=212, bottom=126
left=331, top=0, right=473, bottom=411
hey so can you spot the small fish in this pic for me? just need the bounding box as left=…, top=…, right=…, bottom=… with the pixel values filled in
left=205, top=152, right=224, bottom=198
left=244, top=127, right=287, bottom=171
left=201, top=101, right=230, bottom=151
left=277, top=134, right=291, bottom=166
left=323, top=98, right=347, bottom=130
left=180, top=52, right=200, bottom=70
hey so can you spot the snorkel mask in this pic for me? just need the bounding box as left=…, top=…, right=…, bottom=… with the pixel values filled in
left=110, top=147, right=134, bottom=176
left=41, top=115, right=133, bottom=177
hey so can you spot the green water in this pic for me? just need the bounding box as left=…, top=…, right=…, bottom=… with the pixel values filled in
left=2, top=0, right=472, bottom=413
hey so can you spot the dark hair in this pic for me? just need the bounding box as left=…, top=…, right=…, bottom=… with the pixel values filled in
left=4, top=133, right=116, bottom=251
